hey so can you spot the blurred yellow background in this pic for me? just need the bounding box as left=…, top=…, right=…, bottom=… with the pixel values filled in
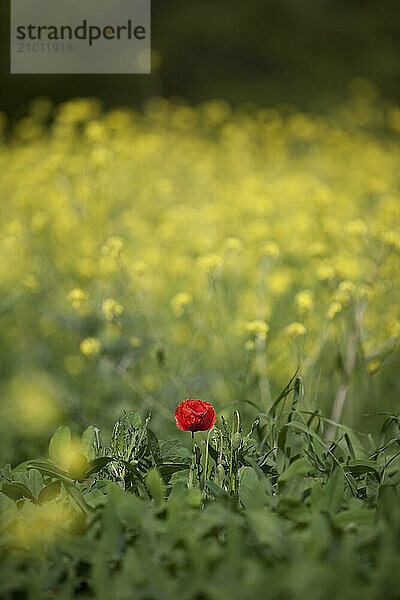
left=0, top=88, right=399, bottom=463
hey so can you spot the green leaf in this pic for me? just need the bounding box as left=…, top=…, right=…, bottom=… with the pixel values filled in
left=147, top=428, right=160, bottom=463
left=324, top=467, right=345, bottom=515
left=334, top=509, right=375, bottom=529
left=66, top=484, right=91, bottom=515
left=345, top=460, right=380, bottom=479
left=85, top=457, right=114, bottom=478
left=205, top=480, right=228, bottom=498
left=13, top=471, right=30, bottom=488
left=38, top=480, right=61, bottom=503
left=158, top=461, right=190, bottom=478
left=378, top=484, right=400, bottom=528
left=27, top=460, right=73, bottom=484
left=121, top=460, right=145, bottom=480
left=128, top=412, right=142, bottom=430
left=204, top=443, right=219, bottom=465
left=366, top=472, right=379, bottom=505
left=12, top=460, right=33, bottom=473
left=1, top=482, right=36, bottom=503
left=28, top=469, right=43, bottom=500
left=0, top=492, right=19, bottom=530
left=49, top=425, right=71, bottom=466
left=278, top=497, right=311, bottom=523
left=282, top=421, right=327, bottom=449
left=159, top=439, right=182, bottom=459
left=80, top=425, right=96, bottom=461
left=145, top=468, right=165, bottom=503
left=243, top=456, right=265, bottom=479
left=278, top=457, right=311, bottom=484
left=239, top=467, right=269, bottom=509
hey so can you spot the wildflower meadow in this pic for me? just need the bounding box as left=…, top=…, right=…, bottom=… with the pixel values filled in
left=0, top=88, right=399, bottom=599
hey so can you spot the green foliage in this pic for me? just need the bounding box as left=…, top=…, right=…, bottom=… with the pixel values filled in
left=1, top=379, right=400, bottom=599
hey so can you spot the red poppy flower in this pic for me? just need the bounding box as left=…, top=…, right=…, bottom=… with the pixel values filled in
left=175, top=398, right=217, bottom=432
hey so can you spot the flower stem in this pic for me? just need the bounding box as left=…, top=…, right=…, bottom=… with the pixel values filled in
left=204, top=429, right=211, bottom=482
left=191, top=431, right=197, bottom=487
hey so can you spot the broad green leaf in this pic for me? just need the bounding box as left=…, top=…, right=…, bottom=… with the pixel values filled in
left=66, top=485, right=91, bottom=515
left=335, top=509, right=375, bottom=529
left=145, top=468, right=165, bottom=503
left=324, top=467, right=345, bottom=515
left=13, top=471, right=30, bottom=487
left=239, top=467, right=269, bottom=510
left=49, top=425, right=71, bottom=466
left=159, top=439, right=182, bottom=459
left=38, top=480, right=61, bottom=503
left=0, top=492, right=19, bottom=530
left=278, top=497, right=310, bottom=523
left=278, top=456, right=311, bottom=484
left=28, top=469, right=43, bottom=500
left=1, top=482, right=35, bottom=503
left=80, top=425, right=96, bottom=461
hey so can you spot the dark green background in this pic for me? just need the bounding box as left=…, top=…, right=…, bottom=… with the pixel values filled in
left=1, top=0, right=400, bottom=115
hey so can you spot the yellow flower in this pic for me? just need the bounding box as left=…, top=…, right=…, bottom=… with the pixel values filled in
left=388, top=319, right=400, bottom=337
left=327, top=302, right=342, bottom=320
left=68, top=288, right=91, bottom=316
left=171, top=292, right=192, bottom=316
left=197, top=254, right=222, bottom=275
left=246, top=320, right=270, bottom=340
left=316, top=263, right=334, bottom=281
left=346, top=220, right=367, bottom=236
left=383, top=231, right=400, bottom=250
left=85, top=120, right=106, bottom=143
left=80, top=337, right=102, bottom=357
left=102, top=298, right=124, bottom=321
left=367, top=359, right=381, bottom=374
left=334, top=281, right=356, bottom=305
left=68, top=288, right=89, bottom=304
left=132, top=260, right=148, bottom=277
left=263, top=241, right=280, bottom=258
left=224, top=236, right=243, bottom=254
left=284, top=322, right=306, bottom=337
left=102, top=236, right=124, bottom=258
left=295, top=290, right=314, bottom=314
